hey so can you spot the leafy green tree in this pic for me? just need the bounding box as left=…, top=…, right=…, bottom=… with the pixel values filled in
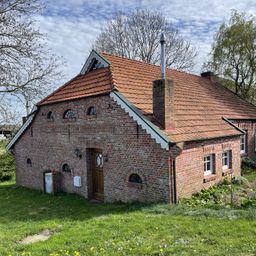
left=205, top=11, right=256, bottom=102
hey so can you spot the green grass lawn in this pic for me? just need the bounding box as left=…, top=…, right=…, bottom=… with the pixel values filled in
left=1, top=142, right=256, bottom=255
left=1, top=182, right=256, bottom=256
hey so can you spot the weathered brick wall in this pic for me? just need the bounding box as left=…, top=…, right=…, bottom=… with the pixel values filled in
left=233, top=120, right=256, bottom=160
left=14, top=95, right=171, bottom=203
left=13, top=94, right=245, bottom=203
left=175, top=136, right=241, bottom=199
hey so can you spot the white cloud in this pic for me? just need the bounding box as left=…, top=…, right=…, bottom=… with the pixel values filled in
left=4, top=0, right=256, bottom=117
left=39, top=0, right=256, bottom=77
left=35, top=15, right=104, bottom=83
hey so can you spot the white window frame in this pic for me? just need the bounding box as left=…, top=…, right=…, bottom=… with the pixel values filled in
left=222, top=151, right=230, bottom=170
left=240, top=132, right=246, bottom=154
left=204, top=154, right=214, bottom=176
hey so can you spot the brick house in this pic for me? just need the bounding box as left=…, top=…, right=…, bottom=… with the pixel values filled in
left=6, top=50, right=256, bottom=203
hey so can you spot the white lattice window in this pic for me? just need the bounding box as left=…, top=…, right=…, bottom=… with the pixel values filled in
left=222, top=151, right=230, bottom=170
left=204, top=154, right=214, bottom=175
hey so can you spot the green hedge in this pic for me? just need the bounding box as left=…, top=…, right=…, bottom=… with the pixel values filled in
left=0, top=151, right=15, bottom=182
left=242, top=157, right=256, bottom=169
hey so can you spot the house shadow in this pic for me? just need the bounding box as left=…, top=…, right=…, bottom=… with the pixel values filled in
left=0, top=184, right=156, bottom=223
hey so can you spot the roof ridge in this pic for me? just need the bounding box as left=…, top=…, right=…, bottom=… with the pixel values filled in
left=99, top=51, right=201, bottom=79
left=107, top=61, right=116, bottom=90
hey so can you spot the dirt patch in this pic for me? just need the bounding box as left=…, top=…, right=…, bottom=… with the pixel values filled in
left=18, top=229, right=53, bottom=244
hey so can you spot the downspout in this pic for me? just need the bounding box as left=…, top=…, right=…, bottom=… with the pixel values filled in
left=168, top=156, right=177, bottom=204
left=168, top=156, right=172, bottom=203
left=172, top=159, right=177, bottom=204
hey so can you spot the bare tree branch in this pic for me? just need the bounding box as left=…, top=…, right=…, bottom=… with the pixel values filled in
left=94, top=10, right=198, bottom=71
left=0, top=0, right=64, bottom=116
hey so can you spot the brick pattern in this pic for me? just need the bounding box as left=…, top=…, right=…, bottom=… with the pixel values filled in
left=175, top=136, right=241, bottom=199
left=153, top=79, right=175, bottom=130
left=13, top=93, right=244, bottom=202
left=14, top=95, right=171, bottom=203
left=234, top=120, right=256, bottom=160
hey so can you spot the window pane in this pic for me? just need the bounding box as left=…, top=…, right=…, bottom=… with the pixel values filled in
left=63, top=109, right=76, bottom=119
left=207, top=161, right=211, bottom=171
left=204, top=155, right=213, bottom=173
left=129, top=174, right=142, bottom=184
left=204, top=162, right=207, bottom=172
left=62, top=164, right=71, bottom=172
left=240, top=130, right=247, bottom=153
left=87, top=106, right=96, bottom=116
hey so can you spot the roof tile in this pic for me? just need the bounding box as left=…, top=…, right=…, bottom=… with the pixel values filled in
left=39, top=52, right=256, bottom=143
left=38, top=67, right=112, bottom=106
left=101, top=52, right=254, bottom=142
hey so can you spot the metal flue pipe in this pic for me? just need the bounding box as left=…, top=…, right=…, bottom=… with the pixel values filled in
left=160, top=32, right=166, bottom=79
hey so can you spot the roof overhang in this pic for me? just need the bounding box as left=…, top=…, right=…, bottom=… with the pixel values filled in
left=222, top=117, right=245, bottom=134
left=6, top=107, right=38, bottom=150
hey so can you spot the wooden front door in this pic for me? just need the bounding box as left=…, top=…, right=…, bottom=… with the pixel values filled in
left=91, top=149, right=104, bottom=201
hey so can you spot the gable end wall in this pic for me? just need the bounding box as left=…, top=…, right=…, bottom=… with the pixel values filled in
left=13, top=95, right=171, bottom=203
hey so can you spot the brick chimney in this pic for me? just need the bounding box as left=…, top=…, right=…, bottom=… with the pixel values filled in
left=153, top=33, right=175, bottom=130
left=153, top=79, right=175, bottom=130
left=201, top=71, right=215, bottom=82
left=22, top=116, right=27, bottom=124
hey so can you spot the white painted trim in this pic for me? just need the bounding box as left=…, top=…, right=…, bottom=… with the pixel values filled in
left=80, top=50, right=110, bottom=75
left=222, top=150, right=230, bottom=170
left=110, top=91, right=170, bottom=150
left=204, top=154, right=214, bottom=175
left=240, top=133, right=246, bottom=154
left=6, top=108, right=37, bottom=150
left=222, top=117, right=244, bottom=134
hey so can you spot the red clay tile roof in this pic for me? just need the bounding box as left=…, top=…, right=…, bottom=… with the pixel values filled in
left=39, top=51, right=256, bottom=143
left=38, top=67, right=113, bottom=106
left=101, top=52, right=255, bottom=142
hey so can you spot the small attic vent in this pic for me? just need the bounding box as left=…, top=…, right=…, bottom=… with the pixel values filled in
left=88, top=58, right=104, bottom=72
left=80, top=50, right=109, bottom=74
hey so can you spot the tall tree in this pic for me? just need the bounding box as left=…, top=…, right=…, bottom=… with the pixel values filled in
left=204, top=11, right=256, bottom=102
left=0, top=0, right=63, bottom=115
left=94, top=10, right=197, bottom=71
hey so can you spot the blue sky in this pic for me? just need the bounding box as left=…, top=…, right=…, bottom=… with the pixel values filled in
left=4, top=0, right=256, bottom=120
left=35, top=0, right=256, bottom=86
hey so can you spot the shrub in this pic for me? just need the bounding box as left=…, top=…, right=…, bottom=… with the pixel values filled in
left=0, top=151, right=15, bottom=181
left=182, top=184, right=229, bottom=207
left=242, top=157, right=256, bottom=169
left=232, top=176, right=250, bottom=186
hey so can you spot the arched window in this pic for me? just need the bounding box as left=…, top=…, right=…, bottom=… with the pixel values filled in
left=129, top=173, right=142, bottom=184
left=47, top=111, right=53, bottom=120
left=63, top=109, right=76, bottom=120
left=62, top=163, right=71, bottom=172
left=87, top=106, right=96, bottom=116
left=26, top=158, right=32, bottom=166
